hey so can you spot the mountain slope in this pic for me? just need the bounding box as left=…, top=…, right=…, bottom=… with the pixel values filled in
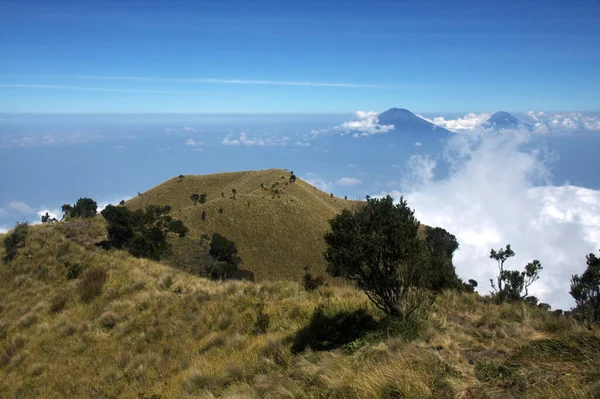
left=378, top=108, right=452, bottom=136
left=1, top=221, right=598, bottom=398
left=125, top=169, right=357, bottom=281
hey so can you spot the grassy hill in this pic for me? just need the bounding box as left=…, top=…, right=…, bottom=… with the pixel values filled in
left=125, top=168, right=358, bottom=281
left=1, top=220, right=599, bottom=398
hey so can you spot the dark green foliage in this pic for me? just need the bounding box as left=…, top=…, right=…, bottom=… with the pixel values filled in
left=424, top=226, right=461, bottom=291
left=101, top=205, right=135, bottom=248
left=209, top=233, right=239, bottom=264
left=324, top=195, right=431, bottom=318
left=41, top=212, right=57, bottom=224
left=231, top=188, right=237, bottom=200
left=462, top=279, right=478, bottom=292
left=169, top=220, right=189, bottom=238
left=130, top=232, right=159, bottom=260
left=3, top=222, right=29, bottom=263
left=190, top=193, right=200, bottom=206
left=289, top=173, right=297, bottom=183
left=344, top=195, right=348, bottom=200
left=101, top=204, right=187, bottom=260
left=61, top=204, right=73, bottom=220
left=203, top=261, right=238, bottom=280
left=70, top=198, right=98, bottom=218
left=330, top=193, right=333, bottom=198
left=199, top=193, right=207, bottom=204
left=292, top=307, right=377, bottom=352
left=119, top=200, right=125, bottom=206
left=218, top=208, right=224, bottom=214
left=490, top=245, right=542, bottom=303
left=570, top=250, right=600, bottom=323
left=64, top=261, right=82, bottom=280
left=302, top=267, right=325, bottom=291
left=78, top=267, right=108, bottom=303
left=253, top=301, right=270, bottom=335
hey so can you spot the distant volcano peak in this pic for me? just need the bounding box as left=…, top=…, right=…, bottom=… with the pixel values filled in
left=484, top=111, right=528, bottom=130
left=377, top=108, right=451, bottom=135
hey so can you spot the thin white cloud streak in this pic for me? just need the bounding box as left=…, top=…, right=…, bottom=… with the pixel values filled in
left=379, top=128, right=599, bottom=310
left=1, top=75, right=390, bottom=89
left=0, top=84, right=187, bottom=94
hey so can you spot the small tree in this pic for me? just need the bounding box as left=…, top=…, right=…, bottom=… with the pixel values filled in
left=289, top=173, right=297, bottom=183
left=490, top=245, right=542, bottom=303
left=41, top=212, right=57, bottom=224
left=570, top=250, right=600, bottom=323
left=231, top=188, right=237, bottom=200
left=190, top=193, right=200, bottom=206
left=324, top=195, right=431, bottom=318
left=199, top=193, right=207, bottom=204
left=3, top=222, right=29, bottom=263
left=61, top=204, right=73, bottom=220
left=71, top=198, right=98, bottom=218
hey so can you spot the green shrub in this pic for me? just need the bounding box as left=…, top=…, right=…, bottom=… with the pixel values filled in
left=3, top=222, right=29, bottom=263
left=302, top=267, right=325, bottom=291
left=78, top=267, right=108, bottom=303
left=64, top=261, right=82, bottom=280
left=209, top=233, right=239, bottom=264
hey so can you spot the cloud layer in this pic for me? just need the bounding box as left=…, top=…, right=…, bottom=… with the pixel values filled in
left=381, top=128, right=599, bottom=310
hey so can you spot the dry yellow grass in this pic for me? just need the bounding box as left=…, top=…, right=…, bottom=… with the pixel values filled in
left=125, top=168, right=358, bottom=281
left=1, top=216, right=599, bottom=398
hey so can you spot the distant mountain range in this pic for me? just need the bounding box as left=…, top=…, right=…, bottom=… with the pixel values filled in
left=377, top=108, right=530, bottom=133
left=378, top=108, right=452, bottom=135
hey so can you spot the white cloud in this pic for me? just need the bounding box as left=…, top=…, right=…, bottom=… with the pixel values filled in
left=0, top=83, right=186, bottom=94
left=6, top=201, right=36, bottom=214
left=0, top=133, right=105, bottom=148
left=303, top=174, right=332, bottom=192
left=294, top=141, right=311, bottom=147
left=419, top=113, right=491, bottom=132
left=526, top=112, right=600, bottom=135
left=185, top=139, right=203, bottom=146
left=336, top=177, right=361, bottom=186
left=390, top=164, right=401, bottom=169
left=414, top=142, right=423, bottom=147
left=4, top=74, right=386, bottom=88
left=421, top=111, right=600, bottom=135
left=0, top=225, right=9, bottom=234
left=222, top=132, right=289, bottom=146
left=183, top=126, right=196, bottom=131
left=379, top=129, right=599, bottom=310
left=222, top=135, right=240, bottom=145
left=35, top=208, right=62, bottom=224
left=339, top=111, right=395, bottom=136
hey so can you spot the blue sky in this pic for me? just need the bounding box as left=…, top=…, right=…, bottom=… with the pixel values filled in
left=1, top=0, right=599, bottom=112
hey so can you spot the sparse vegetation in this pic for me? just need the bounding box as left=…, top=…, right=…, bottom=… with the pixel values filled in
left=0, top=216, right=598, bottom=398
left=2, top=222, right=29, bottom=263
left=40, top=212, right=57, bottom=223
left=62, top=198, right=98, bottom=219
left=302, top=266, right=325, bottom=291
left=77, top=267, right=108, bottom=303
left=570, top=249, right=600, bottom=323
left=101, top=204, right=187, bottom=260
left=490, top=244, right=543, bottom=303
left=190, top=193, right=200, bottom=206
